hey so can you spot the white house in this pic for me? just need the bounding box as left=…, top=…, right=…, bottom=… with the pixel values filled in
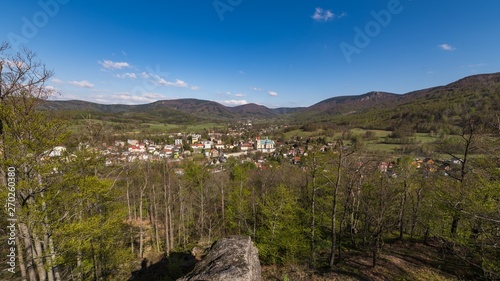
left=255, top=138, right=275, bottom=153
left=203, top=141, right=214, bottom=150
left=127, top=139, right=139, bottom=146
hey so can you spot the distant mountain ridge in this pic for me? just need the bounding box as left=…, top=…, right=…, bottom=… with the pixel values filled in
left=40, top=72, right=500, bottom=125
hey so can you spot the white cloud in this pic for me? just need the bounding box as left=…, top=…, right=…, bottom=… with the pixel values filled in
left=234, top=93, right=246, bottom=97
left=52, top=78, right=64, bottom=84
left=140, top=72, right=151, bottom=79
left=69, top=80, right=94, bottom=88
left=268, top=91, right=279, bottom=97
left=156, top=77, right=189, bottom=88
left=99, top=60, right=131, bottom=69
left=219, top=100, right=248, bottom=106
left=143, top=92, right=165, bottom=99
left=45, top=86, right=58, bottom=97
left=155, top=77, right=169, bottom=85
left=312, top=7, right=335, bottom=22
left=115, top=72, right=137, bottom=79
left=166, top=79, right=188, bottom=88
left=250, top=87, right=262, bottom=91
left=190, top=86, right=201, bottom=91
left=438, top=44, right=456, bottom=51
left=111, top=92, right=165, bottom=104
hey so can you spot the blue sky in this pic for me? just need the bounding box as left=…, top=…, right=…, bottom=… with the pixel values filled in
left=1, top=0, right=499, bottom=108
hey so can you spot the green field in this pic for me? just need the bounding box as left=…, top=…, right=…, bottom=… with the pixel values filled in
left=280, top=128, right=442, bottom=154
left=142, top=122, right=225, bottom=133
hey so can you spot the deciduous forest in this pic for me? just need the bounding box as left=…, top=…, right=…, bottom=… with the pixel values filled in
left=1, top=45, right=499, bottom=280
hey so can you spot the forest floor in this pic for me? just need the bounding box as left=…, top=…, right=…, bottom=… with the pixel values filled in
left=262, top=238, right=481, bottom=281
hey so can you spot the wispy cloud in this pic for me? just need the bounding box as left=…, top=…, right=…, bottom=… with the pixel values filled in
left=268, top=91, right=279, bottom=97
left=111, top=92, right=166, bottom=104
left=115, top=72, right=137, bottom=79
left=52, top=78, right=64, bottom=84
left=467, top=63, right=486, bottom=68
left=438, top=44, right=456, bottom=51
left=250, top=87, right=262, bottom=91
left=312, top=8, right=343, bottom=22
left=151, top=74, right=185, bottom=88
left=234, top=93, right=246, bottom=97
left=157, top=78, right=188, bottom=88
left=99, top=60, right=131, bottom=69
left=142, top=93, right=165, bottom=99
left=219, top=100, right=248, bottom=106
left=190, top=86, right=201, bottom=91
left=69, top=80, right=94, bottom=88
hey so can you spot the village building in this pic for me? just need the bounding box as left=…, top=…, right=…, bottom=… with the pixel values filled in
left=255, top=137, right=275, bottom=153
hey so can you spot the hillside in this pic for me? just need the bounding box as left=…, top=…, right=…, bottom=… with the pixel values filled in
left=300, top=91, right=400, bottom=118
left=228, top=103, right=278, bottom=118
left=40, top=72, right=500, bottom=129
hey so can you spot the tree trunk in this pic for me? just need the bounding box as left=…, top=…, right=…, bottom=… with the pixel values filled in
left=19, top=222, right=38, bottom=281
left=152, top=184, right=161, bottom=252
left=126, top=179, right=132, bottom=221
left=43, top=232, right=54, bottom=281
left=48, top=236, right=61, bottom=281
left=329, top=151, right=342, bottom=268
left=127, top=179, right=135, bottom=254
left=164, top=190, right=171, bottom=255
left=168, top=205, right=174, bottom=251
left=221, top=176, right=225, bottom=234
left=310, top=176, right=316, bottom=263
left=398, top=180, right=408, bottom=240
left=451, top=215, right=460, bottom=236
left=41, top=198, right=55, bottom=281
left=163, top=163, right=172, bottom=254
left=410, top=186, right=423, bottom=239
left=16, top=231, right=28, bottom=281
left=139, top=184, right=146, bottom=258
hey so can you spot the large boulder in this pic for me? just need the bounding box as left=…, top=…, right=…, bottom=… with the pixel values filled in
left=177, top=236, right=261, bottom=281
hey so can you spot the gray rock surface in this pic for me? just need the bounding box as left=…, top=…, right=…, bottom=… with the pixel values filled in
left=177, top=236, right=261, bottom=281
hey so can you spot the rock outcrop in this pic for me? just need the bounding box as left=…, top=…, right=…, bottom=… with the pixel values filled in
left=177, top=236, right=261, bottom=281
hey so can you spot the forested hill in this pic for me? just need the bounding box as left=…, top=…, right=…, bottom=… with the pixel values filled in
left=295, top=72, right=500, bottom=131
left=40, top=72, right=500, bottom=128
